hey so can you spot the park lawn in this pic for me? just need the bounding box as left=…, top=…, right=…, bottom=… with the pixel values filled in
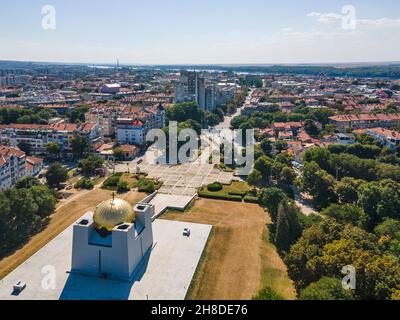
left=120, top=173, right=147, bottom=188
left=200, top=181, right=252, bottom=197
left=162, top=198, right=296, bottom=300
left=222, top=181, right=252, bottom=194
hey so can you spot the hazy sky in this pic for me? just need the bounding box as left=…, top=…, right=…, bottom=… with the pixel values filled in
left=1, top=0, right=399, bottom=64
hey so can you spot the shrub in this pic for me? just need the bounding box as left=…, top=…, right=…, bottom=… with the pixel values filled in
left=198, top=190, right=242, bottom=202
left=207, top=182, right=223, bottom=192
left=102, top=173, right=122, bottom=188
left=116, top=180, right=130, bottom=193
left=244, top=195, right=259, bottom=204
left=252, top=287, right=285, bottom=300
left=137, top=178, right=156, bottom=193
left=75, top=178, right=94, bottom=190
left=299, top=277, right=354, bottom=300
left=228, top=191, right=247, bottom=197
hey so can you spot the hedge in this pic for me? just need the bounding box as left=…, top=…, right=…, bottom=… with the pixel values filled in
left=198, top=191, right=243, bottom=202
left=244, top=195, right=260, bottom=204
left=228, top=191, right=247, bottom=197
left=207, top=182, right=223, bottom=192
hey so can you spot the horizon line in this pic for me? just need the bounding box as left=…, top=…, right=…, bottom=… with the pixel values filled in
left=1, top=58, right=400, bottom=68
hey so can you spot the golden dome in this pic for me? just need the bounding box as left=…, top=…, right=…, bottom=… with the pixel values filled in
left=93, top=198, right=135, bottom=232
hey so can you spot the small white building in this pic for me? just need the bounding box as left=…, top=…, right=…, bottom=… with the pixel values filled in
left=336, top=133, right=356, bottom=145
left=100, top=84, right=121, bottom=94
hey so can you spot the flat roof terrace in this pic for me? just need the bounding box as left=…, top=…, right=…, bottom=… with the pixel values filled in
left=0, top=216, right=211, bottom=300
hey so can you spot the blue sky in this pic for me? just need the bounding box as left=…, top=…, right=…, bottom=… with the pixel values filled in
left=0, top=0, right=399, bottom=64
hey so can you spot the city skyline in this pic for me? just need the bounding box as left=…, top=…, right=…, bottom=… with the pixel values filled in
left=1, top=0, right=400, bottom=65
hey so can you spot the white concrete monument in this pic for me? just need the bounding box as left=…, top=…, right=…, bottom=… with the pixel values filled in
left=71, top=195, right=154, bottom=281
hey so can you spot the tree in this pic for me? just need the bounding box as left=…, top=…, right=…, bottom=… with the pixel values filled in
left=46, top=142, right=61, bottom=159
left=46, top=162, right=68, bottom=188
left=321, top=204, right=368, bottom=229
left=75, top=178, right=94, bottom=190
left=5, top=188, right=39, bottom=233
left=275, top=205, right=291, bottom=253
left=375, top=219, right=400, bottom=239
left=137, top=178, right=156, bottom=193
left=303, top=147, right=332, bottom=172
left=260, top=138, right=273, bottom=156
left=113, top=147, right=124, bottom=161
left=299, top=277, right=354, bottom=300
left=310, top=108, right=335, bottom=126
left=358, top=179, right=400, bottom=226
left=79, top=156, right=104, bottom=177
left=300, top=161, right=336, bottom=209
left=15, top=177, right=40, bottom=189
left=252, top=287, right=284, bottom=300
left=279, top=166, right=296, bottom=186
left=274, top=201, right=303, bottom=253
left=17, top=141, right=31, bottom=156
left=328, top=144, right=346, bottom=155
left=70, top=134, right=89, bottom=158
left=259, top=187, right=288, bottom=222
left=304, top=119, right=320, bottom=136
left=254, top=156, right=273, bottom=183
left=314, top=237, right=400, bottom=300
left=335, top=177, right=365, bottom=204
left=274, top=140, right=288, bottom=152
left=117, top=180, right=130, bottom=193
left=346, top=143, right=381, bottom=159
left=69, top=105, right=90, bottom=123
left=29, top=185, right=57, bottom=218
left=285, top=218, right=343, bottom=290
left=247, top=169, right=262, bottom=190
left=376, top=163, right=400, bottom=182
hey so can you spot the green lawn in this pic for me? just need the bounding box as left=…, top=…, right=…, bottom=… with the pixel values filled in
left=199, top=181, right=252, bottom=198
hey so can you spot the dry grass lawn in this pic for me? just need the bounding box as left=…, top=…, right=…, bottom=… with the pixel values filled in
left=163, top=198, right=296, bottom=300
left=0, top=188, right=146, bottom=280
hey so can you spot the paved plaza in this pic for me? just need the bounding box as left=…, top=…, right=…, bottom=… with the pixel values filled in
left=139, top=162, right=234, bottom=196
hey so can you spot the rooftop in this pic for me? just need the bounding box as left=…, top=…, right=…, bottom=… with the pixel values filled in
left=0, top=215, right=211, bottom=300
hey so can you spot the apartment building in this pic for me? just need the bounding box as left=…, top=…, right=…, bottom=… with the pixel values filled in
left=329, top=113, right=400, bottom=130
left=0, top=146, right=26, bottom=190
left=175, top=72, right=228, bottom=112
left=366, top=128, right=400, bottom=150
left=116, top=103, right=166, bottom=146
left=0, top=122, right=103, bottom=155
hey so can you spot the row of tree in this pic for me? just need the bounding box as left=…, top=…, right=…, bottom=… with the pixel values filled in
left=0, top=106, right=56, bottom=125
left=0, top=178, right=57, bottom=257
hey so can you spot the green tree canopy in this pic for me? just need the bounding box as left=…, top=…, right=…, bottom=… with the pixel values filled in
left=46, top=162, right=68, bottom=188
left=299, top=277, right=354, bottom=300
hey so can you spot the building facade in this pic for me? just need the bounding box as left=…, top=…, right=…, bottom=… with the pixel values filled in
left=116, top=104, right=166, bottom=146
left=329, top=113, right=400, bottom=130
left=0, top=146, right=26, bottom=190
left=0, top=122, right=103, bottom=155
